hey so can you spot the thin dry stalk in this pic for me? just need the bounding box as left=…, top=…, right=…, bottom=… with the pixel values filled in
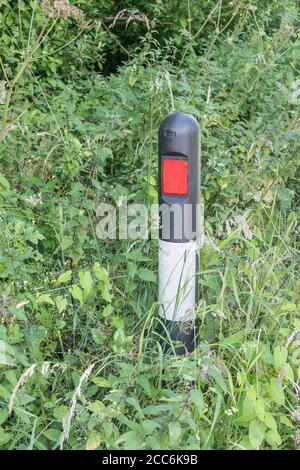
left=59, top=363, right=95, bottom=449
left=8, top=364, right=37, bottom=414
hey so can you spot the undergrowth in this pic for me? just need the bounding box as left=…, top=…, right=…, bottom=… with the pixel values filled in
left=0, top=0, right=300, bottom=450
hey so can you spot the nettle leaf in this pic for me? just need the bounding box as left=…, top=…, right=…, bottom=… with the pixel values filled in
left=43, top=428, right=61, bottom=442
left=249, top=420, right=265, bottom=448
left=55, top=296, right=68, bottom=313
left=266, top=428, right=282, bottom=448
left=126, top=396, right=144, bottom=418
left=100, top=284, right=112, bottom=303
left=240, top=395, right=256, bottom=422
left=53, top=405, right=69, bottom=422
left=0, top=429, right=11, bottom=446
left=86, top=432, right=101, bottom=450
left=36, top=294, right=54, bottom=306
left=141, top=420, right=160, bottom=435
left=126, top=251, right=150, bottom=262
left=93, top=262, right=113, bottom=302
left=0, top=173, right=10, bottom=190
left=91, top=329, right=105, bottom=345
left=274, top=345, right=288, bottom=371
left=294, top=318, right=300, bottom=330
left=208, top=366, right=227, bottom=392
left=92, top=377, right=111, bottom=388
left=137, top=376, right=153, bottom=398
left=264, top=412, right=277, bottom=431
left=69, top=285, right=84, bottom=304
left=118, top=431, right=143, bottom=450
left=168, top=421, right=182, bottom=446
left=280, top=416, right=294, bottom=429
left=61, top=236, right=73, bottom=250
left=284, top=364, right=294, bottom=382
left=279, top=303, right=296, bottom=313
left=79, top=271, right=94, bottom=295
left=268, top=377, right=285, bottom=405
left=0, top=340, right=16, bottom=366
left=55, top=270, right=72, bottom=285
left=93, top=262, right=109, bottom=283
left=254, top=398, right=265, bottom=420
left=190, top=389, right=204, bottom=412
left=0, top=408, right=9, bottom=426
left=102, top=304, right=113, bottom=317
left=137, top=268, right=156, bottom=283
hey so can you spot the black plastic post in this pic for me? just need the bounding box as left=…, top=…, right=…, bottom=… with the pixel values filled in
left=158, top=112, right=201, bottom=354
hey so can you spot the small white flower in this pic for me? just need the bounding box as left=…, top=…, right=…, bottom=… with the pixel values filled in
left=16, top=300, right=29, bottom=309
left=252, top=191, right=262, bottom=202
left=225, top=406, right=238, bottom=416
left=26, top=193, right=43, bottom=206
left=212, top=310, right=227, bottom=319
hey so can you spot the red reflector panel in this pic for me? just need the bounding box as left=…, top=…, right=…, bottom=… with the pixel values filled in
left=162, top=159, right=188, bottom=195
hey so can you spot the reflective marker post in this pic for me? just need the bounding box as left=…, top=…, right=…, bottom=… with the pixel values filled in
left=158, top=112, right=201, bottom=354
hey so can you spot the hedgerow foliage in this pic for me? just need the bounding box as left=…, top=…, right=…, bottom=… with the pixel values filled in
left=0, top=0, right=300, bottom=450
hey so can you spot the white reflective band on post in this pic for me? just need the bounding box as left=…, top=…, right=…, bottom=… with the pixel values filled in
left=158, top=239, right=198, bottom=322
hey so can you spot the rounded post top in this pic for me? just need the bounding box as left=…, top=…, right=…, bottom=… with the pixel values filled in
left=159, top=112, right=199, bottom=135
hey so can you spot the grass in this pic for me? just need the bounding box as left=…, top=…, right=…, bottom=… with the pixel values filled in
left=0, top=0, right=299, bottom=451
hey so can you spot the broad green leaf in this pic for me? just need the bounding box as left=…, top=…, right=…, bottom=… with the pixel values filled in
left=137, top=376, right=153, bottom=398
left=294, top=318, right=300, bottom=330
left=61, top=236, right=73, bottom=250
left=93, top=262, right=109, bottom=282
left=268, top=377, right=285, bottom=405
left=223, top=332, right=244, bottom=345
left=137, top=268, right=156, bottom=283
left=284, top=363, right=294, bottom=382
left=280, top=416, right=294, bottom=428
left=279, top=303, right=296, bottom=312
left=129, top=75, right=138, bottom=86
left=101, top=285, right=112, bottom=303
left=79, top=270, right=94, bottom=295
left=0, top=408, right=8, bottom=426
left=56, top=270, right=72, bottom=285
left=141, top=420, right=160, bottom=434
left=69, top=285, right=84, bottom=304
left=43, top=428, right=61, bottom=442
left=274, top=345, right=288, bottom=371
left=0, top=173, right=10, bottom=190
left=86, top=432, right=101, bottom=450
left=168, top=421, right=182, bottom=446
left=88, top=401, right=105, bottom=415
left=190, top=389, right=204, bottom=412
left=36, top=294, right=54, bottom=305
left=53, top=405, right=68, bottom=421
left=264, top=412, right=277, bottom=431
left=240, top=395, right=256, bottom=422
left=208, top=366, right=227, bottom=392
left=102, top=304, right=113, bottom=317
left=118, top=431, right=143, bottom=450
left=238, top=436, right=252, bottom=450
left=265, top=428, right=282, bottom=448
left=55, top=296, right=67, bottom=313
left=0, top=340, right=16, bottom=366
left=126, top=396, right=144, bottom=418
left=255, top=398, right=265, bottom=420
left=92, top=377, right=111, bottom=388
left=249, top=420, right=265, bottom=448
left=0, top=429, right=11, bottom=446
left=91, top=329, right=104, bottom=345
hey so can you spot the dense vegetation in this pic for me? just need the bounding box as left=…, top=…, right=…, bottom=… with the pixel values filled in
left=0, top=0, right=300, bottom=450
